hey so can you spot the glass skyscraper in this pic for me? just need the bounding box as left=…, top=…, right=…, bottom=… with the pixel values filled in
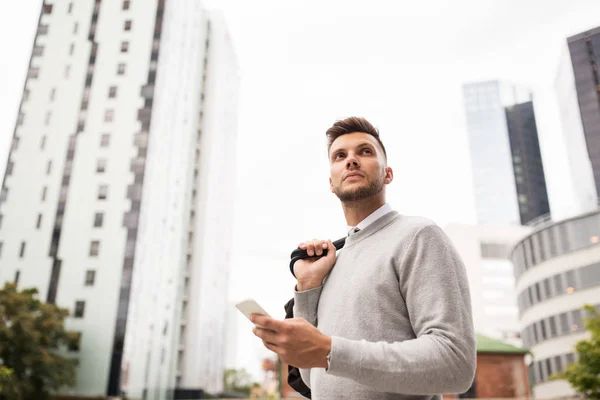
left=555, top=27, right=600, bottom=214
left=463, top=81, right=550, bottom=226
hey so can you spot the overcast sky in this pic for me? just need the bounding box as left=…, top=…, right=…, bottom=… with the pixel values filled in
left=2, top=0, right=600, bottom=382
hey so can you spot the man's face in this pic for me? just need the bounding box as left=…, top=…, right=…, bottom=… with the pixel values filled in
left=328, top=132, right=392, bottom=202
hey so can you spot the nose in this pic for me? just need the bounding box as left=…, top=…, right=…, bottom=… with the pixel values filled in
left=346, top=156, right=359, bottom=169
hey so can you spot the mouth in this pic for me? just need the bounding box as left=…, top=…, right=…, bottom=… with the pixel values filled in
left=344, top=173, right=364, bottom=181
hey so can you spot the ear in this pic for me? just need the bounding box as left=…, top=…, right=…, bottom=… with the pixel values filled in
left=384, top=167, right=393, bottom=184
left=329, top=177, right=334, bottom=193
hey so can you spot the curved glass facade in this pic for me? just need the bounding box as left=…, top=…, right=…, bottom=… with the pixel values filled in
left=512, top=210, right=600, bottom=280
left=516, top=262, right=600, bottom=313
left=512, top=209, right=600, bottom=391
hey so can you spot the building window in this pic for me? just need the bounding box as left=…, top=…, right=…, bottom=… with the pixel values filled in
left=123, top=0, right=130, bottom=10
left=85, top=270, right=96, bottom=286
left=19, top=241, right=26, bottom=258
left=120, top=42, right=129, bottom=53
left=108, top=86, right=117, bottom=98
left=93, top=212, right=104, bottom=228
left=69, top=43, right=75, bottom=56
left=96, top=159, right=106, bottom=173
left=117, top=63, right=126, bottom=75
left=11, top=137, right=20, bottom=150
left=0, top=242, right=3, bottom=258
left=23, top=89, right=29, bottom=102
left=36, top=214, right=42, bottom=229
left=33, top=45, right=44, bottom=56
left=46, top=160, right=52, bottom=175
left=68, top=3, right=73, bottom=13
left=64, top=65, right=71, bottom=78
left=104, top=110, right=114, bottom=122
left=6, top=161, right=14, bottom=176
left=41, top=186, right=47, bottom=201
left=98, top=185, right=108, bottom=200
left=44, top=111, right=51, bottom=126
left=28, top=67, right=40, bottom=79
left=1, top=187, right=8, bottom=202
left=17, top=113, right=24, bottom=126
left=43, top=4, right=53, bottom=14
left=38, top=25, right=49, bottom=35
left=41, top=136, right=47, bottom=150
left=89, top=241, right=100, bottom=256
left=100, top=134, right=110, bottom=147
left=74, top=301, right=85, bottom=318
left=73, top=22, right=78, bottom=34
left=68, top=332, right=81, bottom=351
left=124, top=20, right=132, bottom=31
left=14, top=270, right=20, bottom=285
left=50, top=88, right=56, bottom=101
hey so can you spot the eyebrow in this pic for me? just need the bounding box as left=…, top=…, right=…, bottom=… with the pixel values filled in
left=331, top=142, right=375, bottom=155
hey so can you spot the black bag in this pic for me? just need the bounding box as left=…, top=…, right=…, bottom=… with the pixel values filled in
left=285, top=237, right=345, bottom=398
left=284, top=298, right=312, bottom=398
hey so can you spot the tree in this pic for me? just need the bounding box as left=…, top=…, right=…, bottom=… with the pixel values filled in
left=0, top=366, right=13, bottom=394
left=0, top=282, right=78, bottom=400
left=551, top=304, right=600, bottom=399
left=223, top=368, right=255, bottom=395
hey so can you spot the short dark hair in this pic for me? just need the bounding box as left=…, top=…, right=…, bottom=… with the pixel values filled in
left=325, top=117, right=387, bottom=159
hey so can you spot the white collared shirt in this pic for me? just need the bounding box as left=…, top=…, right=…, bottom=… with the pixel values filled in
left=346, top=203, right=393, bottom=236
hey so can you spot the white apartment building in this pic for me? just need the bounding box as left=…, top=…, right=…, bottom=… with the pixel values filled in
left=0, top=1, right=238, bottom=399
left=512, top=209, right=600, bottom=399
left=444, top=223, right=531, bottom=346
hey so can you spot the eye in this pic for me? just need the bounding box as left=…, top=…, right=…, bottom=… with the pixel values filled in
left=334, top=152, right=345, bottom=160
left=361, top=148, right=372, bottom=155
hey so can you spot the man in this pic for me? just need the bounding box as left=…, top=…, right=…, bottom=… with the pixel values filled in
left=251, top=117, right=476, bottom=399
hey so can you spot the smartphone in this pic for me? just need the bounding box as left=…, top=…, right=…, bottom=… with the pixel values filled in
left=235, top=299, right=271, bottom=328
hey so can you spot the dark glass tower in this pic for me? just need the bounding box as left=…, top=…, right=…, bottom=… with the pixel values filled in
left=505, top=101, right=551, bottom=225
left=567, top=27, right=600, bottom=201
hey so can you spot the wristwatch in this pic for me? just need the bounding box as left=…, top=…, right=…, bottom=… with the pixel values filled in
left=326, top=350, right=332, bottom=371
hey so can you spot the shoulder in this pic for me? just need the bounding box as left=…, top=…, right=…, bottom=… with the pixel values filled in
left=387, top=215, right=451, bottom=248
left=390, top=214, right=438, bottom=235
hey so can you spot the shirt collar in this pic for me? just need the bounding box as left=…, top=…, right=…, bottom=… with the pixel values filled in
left=346, top=203, right=393, bottom=235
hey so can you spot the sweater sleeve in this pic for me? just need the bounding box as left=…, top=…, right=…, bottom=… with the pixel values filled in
left=326, top=225, right=476, bottom=395
left=293, top=285, right=324, bottom=389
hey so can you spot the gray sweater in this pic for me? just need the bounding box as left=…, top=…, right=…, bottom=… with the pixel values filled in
left=293, top=211, right=476, bottom=399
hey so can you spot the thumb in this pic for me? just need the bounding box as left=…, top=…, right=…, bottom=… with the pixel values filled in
left=324, top=239, right=336, bottom=262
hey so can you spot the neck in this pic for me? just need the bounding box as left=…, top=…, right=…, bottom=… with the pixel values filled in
left=341, top=194, right=386, bottom=227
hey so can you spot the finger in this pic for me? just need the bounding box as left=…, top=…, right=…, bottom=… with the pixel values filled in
left=298, top=243, right=307, bottom=249
left=306, top=240, right=315, bottom=256
left=312, top=239, right=324, bottom=256
left=263, top=341, right=281, bottom=354
left=253, top=327, right=278, bottom=343
left=251, top=314, right=285, bottom=332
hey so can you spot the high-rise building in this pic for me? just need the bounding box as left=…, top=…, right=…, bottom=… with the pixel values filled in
left=0, top=1, right=239, bottom=399
left=511, top=209, right=600, bottom=398
left=462, top=81, right=551, bottom=226
left=555, top=27, right=600, bottom=214
left=444, top=223, right=531, bottom=345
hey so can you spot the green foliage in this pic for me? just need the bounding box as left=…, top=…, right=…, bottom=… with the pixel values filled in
left=551, top=304, right=600, bottom=399
left=0, top=282, right=78, bottom=400
left=0, top=365, right=13, bottom=393
left=223, top=368, right=256, bottom=395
